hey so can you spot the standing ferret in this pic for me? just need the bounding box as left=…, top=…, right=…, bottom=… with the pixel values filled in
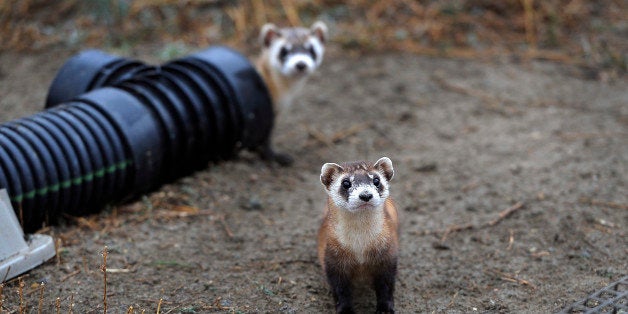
left=318, top=157, right=399, bottom=313
left=254, top=21, right=328, bottom=166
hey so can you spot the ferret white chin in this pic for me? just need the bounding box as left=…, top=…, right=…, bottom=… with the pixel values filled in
left=347, top=204, right=379, bottom=213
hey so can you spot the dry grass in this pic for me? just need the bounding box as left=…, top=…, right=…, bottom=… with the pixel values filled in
left=0, top=0, right=626, bottom=72
left=0, top=249, right=161, bottom=313
left=0, top=192, right=218, bottom=313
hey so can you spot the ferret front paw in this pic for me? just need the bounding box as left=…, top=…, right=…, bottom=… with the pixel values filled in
left=257, top=144, right=294, bottom=167
left=336, top=304, right=355, bottom=314
left=375, top=302, right=395, bottom=314
left=272, top=151, right=294, bottom=166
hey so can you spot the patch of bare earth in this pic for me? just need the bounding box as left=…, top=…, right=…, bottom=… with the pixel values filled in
left=0, top=49, right=626, bottom=313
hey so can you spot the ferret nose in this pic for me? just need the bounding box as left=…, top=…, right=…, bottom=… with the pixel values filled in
left=359, top=192, right=373, bottom=202
left=295, top=61, right=307, bottom=71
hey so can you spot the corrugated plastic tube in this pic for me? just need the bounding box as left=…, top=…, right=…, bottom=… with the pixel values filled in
left=0, top=46, right=273, bottom=232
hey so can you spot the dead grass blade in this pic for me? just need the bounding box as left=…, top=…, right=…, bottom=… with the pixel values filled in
left=60, top=270, right=81, bottom=283
left=485, top=268, right=537, bottom=289
left=579, top=197, right=628, bottom=210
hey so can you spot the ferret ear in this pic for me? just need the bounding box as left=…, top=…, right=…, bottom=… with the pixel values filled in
left=260, top=23, right=281, bottom=48
left=310, top=21, right=328, bottom=44
left=374, top=157, right=394, bottom=181
left=320, top=162, right=343, bottom=189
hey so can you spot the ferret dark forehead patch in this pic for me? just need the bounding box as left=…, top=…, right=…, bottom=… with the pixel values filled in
left=280, top=27, right=312, bottom=44
left=352, top=172, right=372, bottom=185
left=339, top=161, right=371, bottom=173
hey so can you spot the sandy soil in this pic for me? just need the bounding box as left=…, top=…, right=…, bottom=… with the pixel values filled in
left=0, top=48, right=626, bottom=313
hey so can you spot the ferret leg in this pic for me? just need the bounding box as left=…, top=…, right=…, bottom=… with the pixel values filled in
left=373, top=260, right=397, bottom=314
left=325, top=261, right=354, bottom=314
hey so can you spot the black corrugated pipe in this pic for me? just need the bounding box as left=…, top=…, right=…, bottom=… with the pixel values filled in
left=0, top=46, right=273, bottom=232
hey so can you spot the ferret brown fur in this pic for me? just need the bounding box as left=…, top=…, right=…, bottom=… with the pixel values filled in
left=318, top=157, right=399, bottom=313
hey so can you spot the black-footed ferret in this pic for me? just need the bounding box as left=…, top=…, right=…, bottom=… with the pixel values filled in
left=318, top=157, right=399, bottom=313
left=254, top=21, right=328, bottom=166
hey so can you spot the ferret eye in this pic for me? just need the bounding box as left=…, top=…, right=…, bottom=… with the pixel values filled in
left=373, top=177, right=380, bottom=187
left=341, top=179, right=351, bottom=189
left=279, top=47, right=289, bottom=61
left=308, top=46, right=317, bottom=60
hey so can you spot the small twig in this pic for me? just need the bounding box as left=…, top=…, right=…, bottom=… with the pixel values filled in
left=212, top=296, right=233, bottom=311
left=461, top=180, right=480, bottom=192
left=330, top=123, right=371, bottom=143
left=55, top=238, right=62, bottom=266
left=277, top=259, right=319, bottom=266
left=307, top=123, right=371, bottom=147
left=440, top=223, right=474, bottom=242
left=432, top=75, right=520, bottom=115
left=521, top=49, right=577, bottom=63
left=55, top=297, right=61, bottom=314
left=75, top=216, right=99, bottom=230
left=68, top=293, right=74, bottom=314
left=156, top=298, right=163, bottom=314
left=101, top=246, right=108, bottom=314
left=38, top=283, right=45, bottom=314
left=486, top=202, right=525, bottom=227
left=433, top=74, right=500, bottom=106
left=82, top=254, right=88, bottom=274
left=486, top=269, right=536, bottom=289
left=154, top=209, right=214, bottom=220
left=415, top=202, right=526, bottom=240
left=447, top=290, right=459, bottom=308
left=530, top=251, right=550, bottom=258
left=106, top=268, right=131, bottom=273
left=139, top=298, right=172, bottom=304
left=60, top=270, right=81, bottom=282
left=559, top=131, right=627, bottom=141
left=507, top=229, right=514, bottom=250
left=579, top=197, right=628, bottom=210
left=18, top=276, right=25, bottom=314
left=218, top=215, right=234, bottom=238
left=257, top=212, right=273, bottom=226
left=3, top=274, right=29, bottom=285
left=306, top=127, right=333, bottom=147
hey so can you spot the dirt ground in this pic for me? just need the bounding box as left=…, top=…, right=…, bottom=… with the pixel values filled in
left=0, top=46, right=626, bottom=313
